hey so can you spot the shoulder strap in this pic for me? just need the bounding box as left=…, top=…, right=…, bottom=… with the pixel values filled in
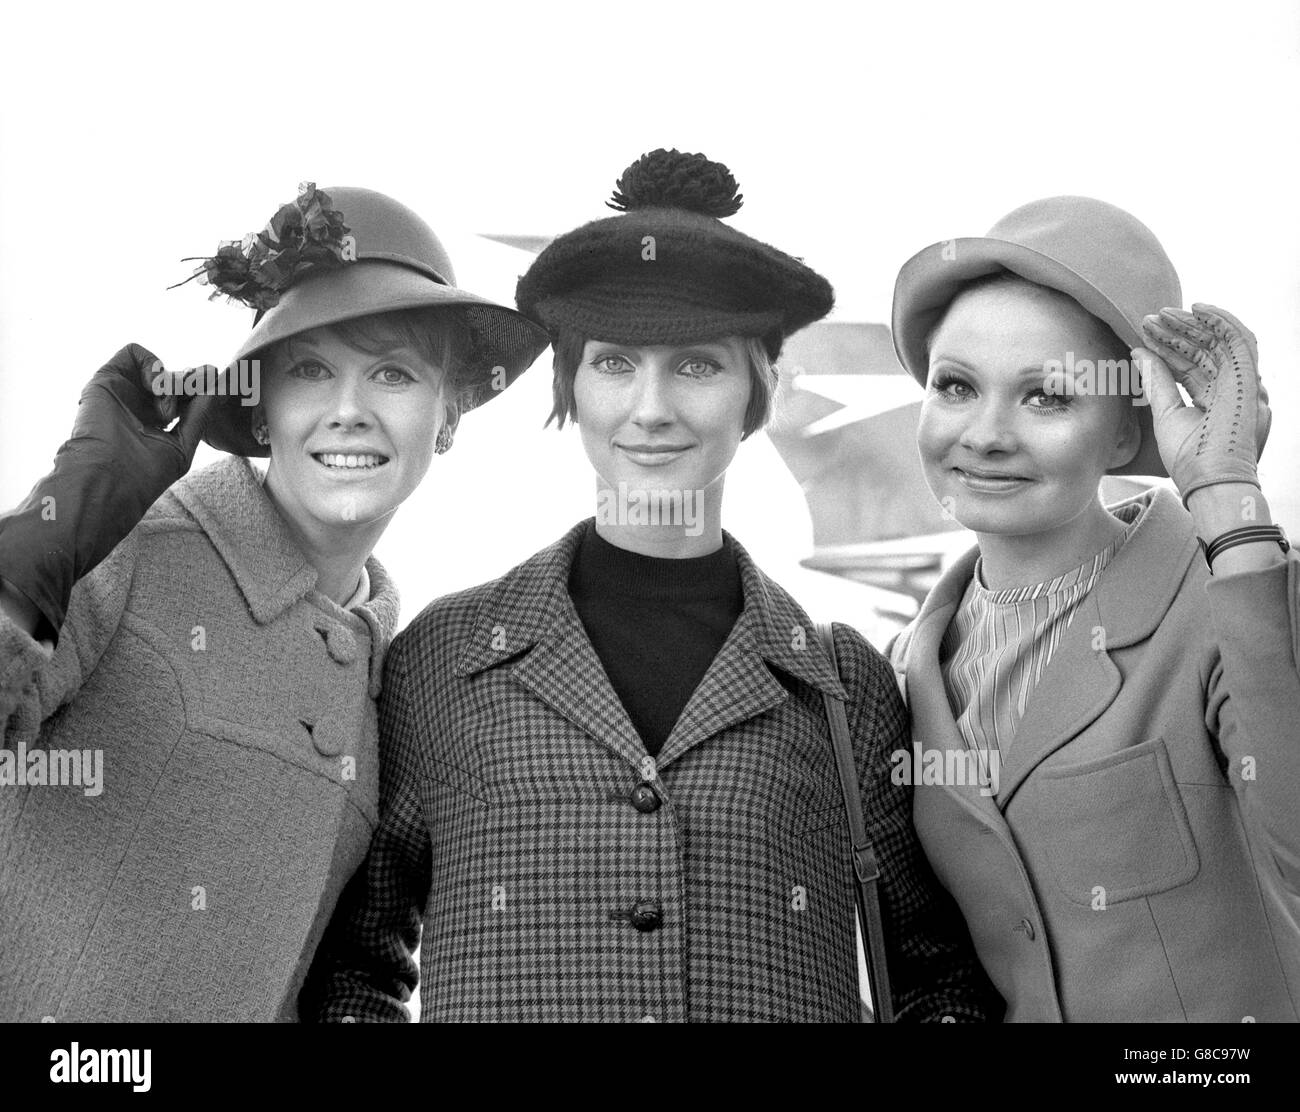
left=815, top=622, right=895, bottom=1023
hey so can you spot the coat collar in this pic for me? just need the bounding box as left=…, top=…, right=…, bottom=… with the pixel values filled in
left=909, top=485, right=1195, bottom=653
left=169, top=457, right=400, bottom=693
left=454, top=519, right=846, bottom=768
left=899, top=485, right=1197, bottom=812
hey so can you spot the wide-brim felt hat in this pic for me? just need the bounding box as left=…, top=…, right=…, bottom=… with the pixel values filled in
left=201, top=186, right=551, bottom=457
left=892, top=195, right=1181, bottom=477
left=516, top=150, right=833, bottom=359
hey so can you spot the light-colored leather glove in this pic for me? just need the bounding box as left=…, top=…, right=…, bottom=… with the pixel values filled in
left=1134, top=303, right=1270, bottom=506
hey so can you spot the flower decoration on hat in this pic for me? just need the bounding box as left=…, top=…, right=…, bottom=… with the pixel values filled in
left=170, top=182, right=356, bottom=312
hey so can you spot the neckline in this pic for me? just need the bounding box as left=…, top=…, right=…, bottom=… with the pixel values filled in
left=972, top=509, right=1139, bottom=605
left=570, top=520, right=739, bottom=602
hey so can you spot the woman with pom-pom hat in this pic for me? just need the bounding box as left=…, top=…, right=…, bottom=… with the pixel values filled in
left=304, top=150, right=1001, bottom=1023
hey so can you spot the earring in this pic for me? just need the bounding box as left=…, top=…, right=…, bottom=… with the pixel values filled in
left=253, top=420, right=270, bottom=447
left=434, top=426, right=454, bottom=455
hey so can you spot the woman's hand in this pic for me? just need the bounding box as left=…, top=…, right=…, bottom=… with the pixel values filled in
left=1133, top=303, right=1270, bottom=504
left=0, top=344, right=213, bottom=640
left=67, top=342, right=212, bottom=475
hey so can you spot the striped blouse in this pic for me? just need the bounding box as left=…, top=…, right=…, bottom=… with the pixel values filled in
left=939, top=502, right=1143, bottom=763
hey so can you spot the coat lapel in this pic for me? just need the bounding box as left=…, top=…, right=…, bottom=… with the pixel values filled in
left=510, top=613, right=647, bottom=769
left=170, top=456, right=319, bottom=623
left=984, top=488, right=1195, bottom=806
left=454, top=520, right=645, bottom=769
left=993, top=590, right=1121, bottom=805
left=653, top=610, right=788, bottom=769
left=656, top=534, right=846, bottom=770
left=896, top=486, right=1197, bottom=815
left=170, top=456, right=400, bottom=693
left=455, top=523, right=849, bottom=773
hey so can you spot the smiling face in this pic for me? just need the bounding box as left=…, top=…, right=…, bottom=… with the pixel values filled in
left=918, top=277, right=1140, bottom=537
left=573, top=338, right=753, bottom=500
left=258, top=324, right=446, bottom=537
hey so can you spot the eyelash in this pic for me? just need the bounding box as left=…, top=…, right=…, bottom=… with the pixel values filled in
left=931, top=373, right=1071, bottom=412
left=589, top=355, right=723, bottom=377
left=288, top=361, right=415, bottom=385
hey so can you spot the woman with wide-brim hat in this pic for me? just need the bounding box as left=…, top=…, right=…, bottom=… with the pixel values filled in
left=887, top=195, right=1300, bottom=1021
left=0, top=182, right=548, bottom=1021
left=304, top=151, right=1000, bottom=1022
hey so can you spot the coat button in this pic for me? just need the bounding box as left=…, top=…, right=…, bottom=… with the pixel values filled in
left=630, top=900, right=662, bottom=932
left=311, top=720, right=348, bottom=757
left=629, top=782, right=661, bottom=813
left=326, top=627, right=358, bottom=664
left=312, top=618, right=358, bottom=664
left=1013, top=918, right=1036, bottom=941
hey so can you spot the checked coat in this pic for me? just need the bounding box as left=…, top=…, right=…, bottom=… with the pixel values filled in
left=303, top=520, right=999, bottom=1022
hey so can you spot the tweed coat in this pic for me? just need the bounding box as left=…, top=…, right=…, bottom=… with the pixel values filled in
left=303, top=520, right=1000, bottom=1022
left=0, top=455, right=399, bottom=1021
left=889, top=487, right=1300, bottom=1022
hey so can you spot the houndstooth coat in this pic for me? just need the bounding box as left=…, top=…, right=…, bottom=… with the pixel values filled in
left=303, top=521, right=1000, bottom=1022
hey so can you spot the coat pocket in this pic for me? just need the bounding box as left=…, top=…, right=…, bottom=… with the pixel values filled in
left=1029, top=736, right=1200, bottom=905
left=793, top=783, right=846, bottom=836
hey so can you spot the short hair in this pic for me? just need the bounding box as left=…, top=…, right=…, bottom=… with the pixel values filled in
left=545, top=329, right=777, bottom=439
left=263, top=307, right=484, bottom=433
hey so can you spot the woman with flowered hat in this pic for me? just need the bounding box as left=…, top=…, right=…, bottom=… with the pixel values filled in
left=887, top=196, right=1300, bottom=1021
left=0, top=182, right=548, bottom=1021
left=304, top=151, right=999, bottom=1022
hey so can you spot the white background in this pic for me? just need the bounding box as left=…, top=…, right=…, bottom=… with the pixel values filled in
left=2, top=0, right=1297, bottom=1024
left=2, top=0, right=1297, bottom=623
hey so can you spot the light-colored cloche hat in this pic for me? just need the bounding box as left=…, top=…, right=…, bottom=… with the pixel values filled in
left=179, top=182, right=550, bottom=457
left=891, top=196, right=1185, bottom=477
left=516, top=149, right=834, bottom=359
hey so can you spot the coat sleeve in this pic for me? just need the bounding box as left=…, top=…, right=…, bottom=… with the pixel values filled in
left=299, top=633, right=432, bottom=1023
left=834, top=622, right=1005, bottom=1023
left=2, top=532, right=137, bottom=745
left=1204, top=548, right=1300, bottom=893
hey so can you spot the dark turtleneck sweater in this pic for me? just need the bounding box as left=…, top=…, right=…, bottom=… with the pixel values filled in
left=567, top=521, right=744, bottom=757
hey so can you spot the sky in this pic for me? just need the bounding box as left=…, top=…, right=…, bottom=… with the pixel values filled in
left=2, top=0, right=1297, bottom=627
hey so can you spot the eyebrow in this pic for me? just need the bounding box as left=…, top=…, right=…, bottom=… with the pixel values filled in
left=287, top=341, right=427, bottom=364
left=277, top=341, right=325, bottom=366
left=931, top=356, right=1072, bottom=378
left=590, top=342, right=734, bottom=357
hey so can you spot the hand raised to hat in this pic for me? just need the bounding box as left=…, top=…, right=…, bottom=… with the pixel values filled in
left=0, top=344, right=212, bottom=642
left=1133, top=304, right=1271, bottom=505
left=70, top=343, right=213, bottom=469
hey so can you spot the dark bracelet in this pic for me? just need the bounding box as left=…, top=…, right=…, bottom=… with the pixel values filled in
left=1199, top=525, right=1290, bottom=572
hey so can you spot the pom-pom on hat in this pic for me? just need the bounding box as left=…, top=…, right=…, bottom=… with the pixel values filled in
left=178, top=183, right=551, bottom=458
left=515, top=149, right=834, bottom=358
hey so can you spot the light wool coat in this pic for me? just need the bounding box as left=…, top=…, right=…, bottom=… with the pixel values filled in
left=0, top=456, right=398, bottom=1021
left=890, top=487, right=1300, bottom=1021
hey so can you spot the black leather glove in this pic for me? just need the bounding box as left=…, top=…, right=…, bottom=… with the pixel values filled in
left=0, top=344, right=212, bottom=642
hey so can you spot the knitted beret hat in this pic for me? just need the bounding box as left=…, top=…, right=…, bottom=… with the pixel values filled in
left=515, top=149, right=834, bottom=359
